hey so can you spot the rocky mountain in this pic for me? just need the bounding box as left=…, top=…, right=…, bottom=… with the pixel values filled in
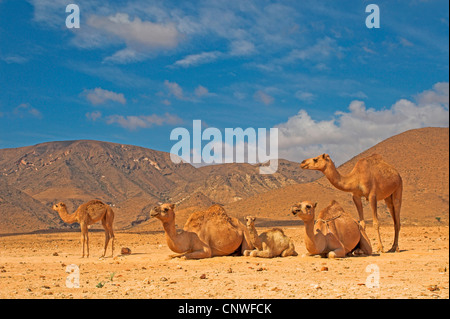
left=2, top=127, right=447, bottom=234
left=0, top=140, right=319, bottom=234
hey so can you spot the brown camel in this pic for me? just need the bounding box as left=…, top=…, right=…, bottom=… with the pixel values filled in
left=291, top=200, right=372, bottom=258
left=243, top=216, right=297, bottom=258
left=300, top=153, right=402, bottom=253
left=150, top=203, right=253, bottom=259
left=52, top=200, right=115, bottom=258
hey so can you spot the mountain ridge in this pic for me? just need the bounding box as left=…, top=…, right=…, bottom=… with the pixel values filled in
left=0, top=139, right=319, bottom=234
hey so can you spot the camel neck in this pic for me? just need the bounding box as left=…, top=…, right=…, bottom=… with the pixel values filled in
left=323, top=161, right=355, bottom=192
left=162, top=220, right=187, bottom=254
left=58, top=209, right=78, bottom=224
left=303, top=220, right=320, bottom=254
left=162, top=221, right=177, bottom=236
left=248, top=225, right=262, bottom=250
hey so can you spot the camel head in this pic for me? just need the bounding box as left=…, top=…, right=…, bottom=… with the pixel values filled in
left=300, top=154, right=332, bottom=171
left=291, top=201, right=317, bottom=222
left=52, top=202, right=67, bottom=212
left=150, top=203, right=175, bottom=222
left=245, top=216, right=256, bottom=228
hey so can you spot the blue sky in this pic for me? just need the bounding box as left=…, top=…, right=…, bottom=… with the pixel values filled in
left=0, top=0, right=448, bottom=164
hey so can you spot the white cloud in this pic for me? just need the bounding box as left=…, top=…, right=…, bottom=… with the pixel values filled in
left=195, top=85, right=210, bottom=97
left=86, top=111, right=102, bottom=121
left=106, top=113, right=182, bottom=130
left=283, top=37, right=344, bottom=63
left=87, top=13, right=180, bottom=49
left=66, top=11, right=182, bottom=63
left=173, top=51, right=222, bottom=68
left=1, top=55, right=29, bottom=64
left=276, top=82, right=449, bottom=165
left=229, top=40, right=256, bottom=56
left=164, top=80, right=184, bottom=100
left=415, top=82, right=449, bottom=106
left=163, top=81, right=212, bottom=101
left=339, top=91, right=368, bottom=99
left=103, top=48, right=146, bottom=64
left=295, top=91, right=315, bottom=103
left=254, top=90, right=274, bottom=105
left=13, top=103, right=42, bottom=119
left=83, top=88, right=126, bottom=105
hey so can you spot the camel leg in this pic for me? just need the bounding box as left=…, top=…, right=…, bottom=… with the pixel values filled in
left=101, top=217, right=115, bottom=257
left=253, top=249, right=273, bottom=258
left=325, top=233, right=346, bottom=258
left=244, top=249, right=257, bottom=256
left=369, top=194, right=383, bottom=253
left=107, top=207, right=115, bottom=257
left=386, top=188, right=402, bottom=252
left=110, top=229, right=115, bottom=257
left=80, top=223, right=89, bottom=258
left=102, top=231, right=110, bottom=258
left=85, top=231, right=89, bottom=258
left=241, top=229, right=255, bottom=255
left=355, top=224, right=373, bottom=256
left=281, top=241, right=297, bottom=257
left=183, top=247, right=212, bottom=259
left=80, top=231, right=85, bottom=258
left=352, top=195, right=365, bottom=230
left=328, top=247, right=346, bottom=258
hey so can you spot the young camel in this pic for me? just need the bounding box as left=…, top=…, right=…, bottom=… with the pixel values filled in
left=243, top=216, right=297, bottom=258
left=300, top=153, right=402, bottom=253
left=291, top=200, right=372, bottom=258
left=150, top=203, right=253, bottom=259
left=52, top=200, right=115, bottom=258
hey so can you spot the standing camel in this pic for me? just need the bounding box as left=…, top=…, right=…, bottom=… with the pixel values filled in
left=300, top=153, right=402, bottom=253
left=52, top=200, right=115, bottom=258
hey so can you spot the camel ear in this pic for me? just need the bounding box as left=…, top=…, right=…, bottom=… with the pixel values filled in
left=252, top=216, right=256, bottom=221
left=322, top=154, right=329, bottom=161
left=169, top=203, right=175, bottom=210
left=313, top=202, right=317, bottom=209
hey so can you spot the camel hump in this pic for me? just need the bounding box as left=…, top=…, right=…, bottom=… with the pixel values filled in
left=365, top=154, right=384, bottom=163
left=184, top=204, right=232, bottom=230
left=369, top=153, right=382, bottom=159
left=86, top=199, right=106, bottom=206
left=206, top=204, right=226, bottom=214
left=329, top=199, right=339, bottom=207
left=318, top=200, right=345, bottom=220
left=271, top=228, right=286, bottom=235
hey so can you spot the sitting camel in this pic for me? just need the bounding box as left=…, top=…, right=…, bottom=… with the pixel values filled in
left=150, top=203, right=253, bottom=259
left=291, top=200, right=372, bottom=258
left=52, top=200, right=115, bottom=258
left=243, top=216, right=297, bottom=258
left=300, top=153, right=402, bottom=253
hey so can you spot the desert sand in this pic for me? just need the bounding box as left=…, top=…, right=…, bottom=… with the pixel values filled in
left=0, top=223, right=448, bottom=299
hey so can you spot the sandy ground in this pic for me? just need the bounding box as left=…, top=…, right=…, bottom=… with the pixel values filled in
left=0, top=225, right=448, bottom=299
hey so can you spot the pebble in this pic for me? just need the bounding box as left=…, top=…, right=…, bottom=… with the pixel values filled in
left=121, top=247, right=131, bottom=255
left=427, top=285, right=440, bottom=292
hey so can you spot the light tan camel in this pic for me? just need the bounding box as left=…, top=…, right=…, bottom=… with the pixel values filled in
left=300, top=153, right=402, bottom=253
left=291, top=200, right=372, bottom=258
left=52, top=200, right=115, bottom=258
left=150, top=203, right=253, bottom=259
left=243, top=216, right=297, bottom=258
